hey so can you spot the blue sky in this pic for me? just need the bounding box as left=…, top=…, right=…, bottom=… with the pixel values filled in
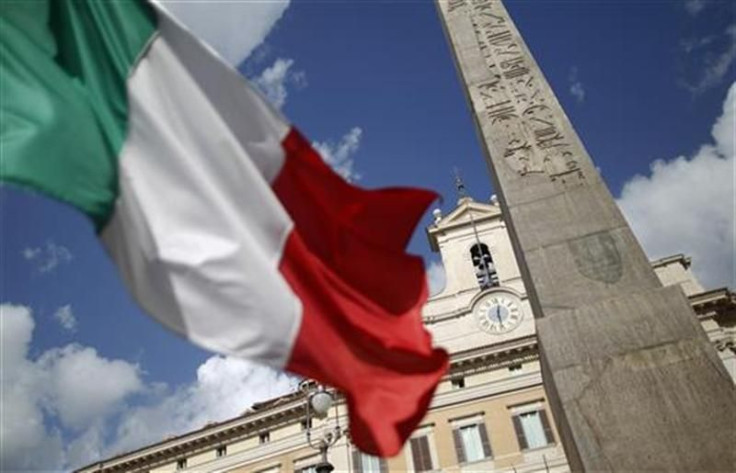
left=2, top=0, right=734, bottom=470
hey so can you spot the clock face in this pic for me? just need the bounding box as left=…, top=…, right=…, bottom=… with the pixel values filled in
left=475, top=295, right=523, bottom=334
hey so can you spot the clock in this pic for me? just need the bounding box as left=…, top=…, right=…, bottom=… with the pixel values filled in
left=475, top=294, right=523, bottom=334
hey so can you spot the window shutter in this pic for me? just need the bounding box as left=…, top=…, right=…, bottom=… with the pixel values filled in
left=539, top=409, right=555, bottom=445
left=379, top=458, right=388, bottom=473
left=477, top=423, right=493, bottom=459
left=512, top=415, right=528, bottom=450
left=420, top=436, right=433, bottom=471
left=452, top=428, right=466, bottom=464
left=411, top=436, right=432, bottom=472
left=410, top=438, right=424, bottom=472
left=352, top=450, right=363, bottom=473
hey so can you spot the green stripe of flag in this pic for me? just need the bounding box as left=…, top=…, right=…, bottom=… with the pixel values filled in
left=1, top=0, right=156, bottom=230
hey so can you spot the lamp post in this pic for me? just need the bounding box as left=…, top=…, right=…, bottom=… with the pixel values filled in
left=302, top=383, right=342, bottom=473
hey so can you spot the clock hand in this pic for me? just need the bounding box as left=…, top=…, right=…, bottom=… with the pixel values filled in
left=496, top=306, right=502, bottom=324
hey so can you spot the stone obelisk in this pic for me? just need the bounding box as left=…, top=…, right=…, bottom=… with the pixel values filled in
left=436, top=1, right=735, bottom=470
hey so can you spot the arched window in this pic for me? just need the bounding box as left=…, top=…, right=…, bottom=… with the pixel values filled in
left=470, top=243, right=498, bottom=289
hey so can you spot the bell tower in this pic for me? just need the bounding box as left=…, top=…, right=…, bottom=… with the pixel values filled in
left=424, top=188, right=534, bottom=354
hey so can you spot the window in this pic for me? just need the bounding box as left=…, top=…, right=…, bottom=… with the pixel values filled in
left=452, top=423, right=492, bottom=463
left=176, top=458, right=187, bottom=470
left=451, top=377, right=465, bottom=389
left=216, top=445, right=227, bottom=458
left=352, top=451, right=387, bottom=473
left=259, top=431, right=270, bottom=444
left=255, top=467, right=281, bottom=473
left=512, top=409, right=555, bottom=450
left=294, top=455, right=320, bottom=473
left=508, top=363, right=522, bottom=373
left=470, top=243, right=498, bottom=289
left=410, top=436, right=434, bottom=472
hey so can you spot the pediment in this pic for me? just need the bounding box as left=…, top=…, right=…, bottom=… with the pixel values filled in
left=426, top=197, right=504, bottom=251
left=435, top=197, right=502, bottom=228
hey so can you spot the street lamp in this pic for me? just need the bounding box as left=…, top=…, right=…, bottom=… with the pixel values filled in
left=302, top=383, right=342, bottom=473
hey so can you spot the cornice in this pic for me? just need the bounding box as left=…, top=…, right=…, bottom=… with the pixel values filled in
left=185, top=420, right=348, bottom=472
left=689, top=288, right=735, bottom=313
left=431, top=371, right=544, bottom=411
left=426, top=199, right=503, bottom=251
left=425, top=287, right=527, bottom=324
left=76, top=392, right=310, bottom=472
left=429, top=215, right=504, bottom=236
left=77, top=340, right=540, bottom=473
left=449, top=335, right=539, bottom=375
left=650, top=254, right=691, bottom=269
left=424, top=287, right=477, bottom=317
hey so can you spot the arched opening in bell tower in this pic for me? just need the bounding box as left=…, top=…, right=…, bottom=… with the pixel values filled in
left=470, top=243, right=498, bottom=289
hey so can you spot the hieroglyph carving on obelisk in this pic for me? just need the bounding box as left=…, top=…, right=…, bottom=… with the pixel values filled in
left=466, top=11, right=582, bottom=182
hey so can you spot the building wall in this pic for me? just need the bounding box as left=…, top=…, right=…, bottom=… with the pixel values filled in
left=651, top=255, right=705, bottom=296
left=76, top=198, right=734, bottom=473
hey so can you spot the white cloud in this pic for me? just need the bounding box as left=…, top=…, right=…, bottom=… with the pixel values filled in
left=570, top=82, right=585, bottom=104
left=680, top=34, right=716, bottom=54
left=684, top=24, right=736, bottom=94
left=427, top=261, right=447, bottom=297
left=253, top=58, right=306, bottom=109
left=0, top=304, right=298, bottom=471
left=156, top=1, right=291, bottom=66
left=617, top=82, right=735, bottom=289
left=568, top=66, right=585, bottom=104
left=22, top=240, right=72, bottom=273
left=53, top=304, right=77, bottom=332
left=40, top=345, right=143, bottom=431
left=1, top=304, right=68, bottom=470
left=21, top=247, right=40, bottom=260
left=66, top=426, right=107, bottom=470
left=684, top=0, right=708, bottom=16
left=109, top=356, right=298, bottom=456
left=1, top=304, right=34, bottom=364
left=312, top=127, right=364, bottom=182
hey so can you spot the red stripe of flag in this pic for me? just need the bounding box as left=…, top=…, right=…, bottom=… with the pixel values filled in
left=275, top=129, right=449, bottom=456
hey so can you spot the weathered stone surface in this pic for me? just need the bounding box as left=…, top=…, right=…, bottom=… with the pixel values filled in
left=436, top=0, right=736, bottom=470
left=522, top=227, right=662, bottom=315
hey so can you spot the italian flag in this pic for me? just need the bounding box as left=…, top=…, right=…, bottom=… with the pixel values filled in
left=1, top=0, right=448, bottom=456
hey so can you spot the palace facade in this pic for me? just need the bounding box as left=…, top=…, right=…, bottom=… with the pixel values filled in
left=77, top=196, right=736, bottom=473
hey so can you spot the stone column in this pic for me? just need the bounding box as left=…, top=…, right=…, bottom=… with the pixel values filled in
left=436, top=1, right=735, bottom=470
